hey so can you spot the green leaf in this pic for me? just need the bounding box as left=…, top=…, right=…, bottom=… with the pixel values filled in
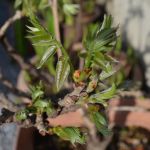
left=32, top=90, right=44, bottom=101
left=93, top=52, right=107, bottom=71
left=63, top=4, right=79, bottom=15
left=26, top=14, right=56, bottom=58
left=90, top=112, right=110, bottom=136
left=89, top=83, right=116, bottom=104
left=30, top=83, right=44, bottom=101
left=38, top=0, right=49, bottom=10
left=83, top=15, right=117, bottom=53
left=53, top=127, right=85, bottom=144
left=56, top=56, right=70, bottom=91
left=99, top=63, right=116, bottom=81
left=27, top=13, right=73, bottom=75
left=33, top=100, right=49, bottom=108
left=15, top=109, right=28, bottom=121
left=14, top=0, right=23, bottom=8
left=92, top=28, right=117, bottom=52
left=92, top=112, right=107, bottom=126
left=33, top=99, right=53, bottom=115
left=37, top=46, right=56, bottom=69
left=26, top=26, right=40, bottom=32
left=101, top=15, right=112, bottom=30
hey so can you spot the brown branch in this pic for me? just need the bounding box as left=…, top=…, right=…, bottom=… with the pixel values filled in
left=0, top=9, right=54, bottom=84
left=0, top=10, right=53, bottom=84
left=0, top=84, right=117, bottom=147
left=0, top=97, right=19, bottom=112
left=50, top=0, right=62, bottom=57
left=1, top=37, right=53, bottom=84
left=0, top=11, right=24, bottom=39
left=0, top=74, right=30, bottom=99
left=0, top=87, right=101, bottom=150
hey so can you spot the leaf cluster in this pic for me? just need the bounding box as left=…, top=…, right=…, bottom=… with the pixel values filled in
left=26, top=14, right=73, bottom=91
left=15, top=83, right=53, bottom=121
left=14, top=0, right=49, bottom=14
left=53, top=127, right=85, bottom=144
left=15, top=11, right=119, bottom=144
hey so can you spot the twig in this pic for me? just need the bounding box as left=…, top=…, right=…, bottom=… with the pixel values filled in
left=77, top=107, right=103, bottom=150
left=0, top=74, right=30, bottom=99
left=36, top=114, right=48, bottom=136
left=0, top=11, right=24, bottom=39
left=0, top=97, right=18, bottom=112
left=1, top=37, right=53, bottom=84
left=0, top=10, right=54, bottom=84
left=50, top=0, right=62, bottom=57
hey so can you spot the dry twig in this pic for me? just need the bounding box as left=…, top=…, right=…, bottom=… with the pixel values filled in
left=0, top=74, right=30, bottom=99
left=1, top=37, right=53, bottom=84
left=0, top=11, right=24, bottom=39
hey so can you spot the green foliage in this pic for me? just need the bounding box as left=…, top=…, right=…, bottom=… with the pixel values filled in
left=37, top=46, right=56, bottom=69
left=27, top=14, right=72, bottom=91
left=14, top=0, right=22, bottom=8
left=53, top=127, right=85, bottom=144
left=90, top=111, right=111, bottom=136
left=30, top=82, right=44, bottom=101
left=84, top=16, right=116, bottom=53
left=14, top=19, right=27, bottom=56
left=15, top=0, right=49, bottom=14
left=30, top=83, right=54, bottom=115
left=59, top=0, right=79, bottom=25
left=75, top=15, right=118, bottom=108
left=15, top=109, right=28, bottom=121
left=25, top=14, right=118, bottom=144
left=56, top=56, right=70, bottom=91
left=63, top=3, right=79, bottom=15
left=14, top=0, right=119, bottom=143
left=99, top=63, right=116, bottom=81
left=15, top=83, right=54, bottom=121
left=89, top=83, right=116, bottom=104
left=83, top=15, right=117, bottom=68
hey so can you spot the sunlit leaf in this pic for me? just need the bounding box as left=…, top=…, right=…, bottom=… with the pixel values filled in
left=100, top=15, right=112, bottom=30
left=33, top=99, right=53, bottom=115
left=15, top=110, right=28, bottom=121
left=89, top=83, right=116, bottom=104
left=33, top=100, right=49, bottom=108
left=27, top=13, right=73, bottom=75
left=90, top=111, right=111, bottom=136
left=56, top=56, right=70, bottom=91
left=53, top=127, right=85, bottom=144
left=26, top=26, right=40, bottom=32
left=63, top=4, right=79, bottom=15
left=37, top=46, right=56, bottom=69
left=14, top=0, right=23, bottom=8
left=83, top=15, right=117, bottom=53
left=30, top=83, right=44, bottom=101
left=99, top=63, right=116, bottom=81
left=93, top=52, right=107, bottom=71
